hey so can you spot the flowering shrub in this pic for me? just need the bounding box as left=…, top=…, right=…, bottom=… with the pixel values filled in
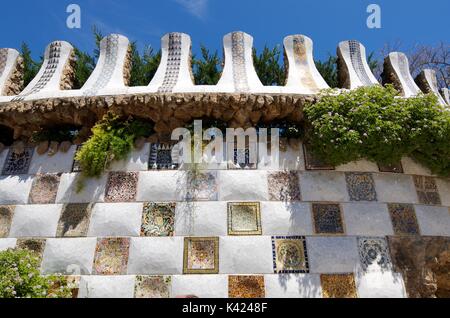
left=304, top=85, right=450, bottom=176
left=0, top=248, right=73, bottom=298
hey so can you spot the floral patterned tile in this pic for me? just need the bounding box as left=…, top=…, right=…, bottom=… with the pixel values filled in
left=28, top=174, right=61, bottom=204
left=16, top=238, right=46, bottom=261
left=134, top=276, right=171, bottom=298
left=56, top=203, right=93, bottom=237
left=105, top=172, right=138, bottom=203
left=312, top=203, right=345, bottom=234
left=413, top=175, right=441, bottom=205
left=186, top=171, right=218, bottom=201
left=93, top=238, right=130, bottom=275
left=1, top=148, right=34, bottom=175
left=321, top=274, right=358, bottom=298
left=183, top=237, right=219, bottom=274
left=388, top=204, right=420, bottom=236
left=228, top=202, right=262, bottom=236
left=303, top=144, right=335, bottom=171
left=272, top=236, right=309, bottom=273
left=0, top=205, right=14, bottom=238
left=345, top=172, right=377, bottom=202
left=358, top=237, right=392, bottom=272
left=378, top=162, right=403, bottom=174
left=268, top=172, right=301, bottom=201
left=228, top=276, right=265, bottom=298
left=141, top=203, right=175, bottom=237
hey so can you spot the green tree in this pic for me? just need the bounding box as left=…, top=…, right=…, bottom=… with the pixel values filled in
left=252, top=45, right=285, bottom=86
left=315, top=55, right=339, bottom=88
left=73, top=48, right=96, bottom=89
left=193, top=45, right=222, bottom=85
left=20, top=43, right=41, bottom=87
left=129, top=42, right=161, bottom=86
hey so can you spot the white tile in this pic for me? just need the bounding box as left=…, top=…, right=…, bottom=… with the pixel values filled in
left=9, top=204, right=62, bottom=238
left=172, top=275, right=228, bottom=298
left=300, top=171, right=349, bottom=202
left=414, top=205, right=450, bottom=236
left=0, top=175, right=34, bottom=205
left=265, top=274, right=323, bottom=298
left=336, top=160, right=379, bottom=172
left=107, top=144, right=150, bottom=172
left=41, top=238, right=97, bottom=275
left=136, top=171, right=185, bottom=202
left=0, top=238, right=17, bottom=251
left=355, top=271, right=407, bottom=298
left=78, top=276, right=135, bottom=298
left=307, top=237, right=359, bottom=274
left=436, top=178, right=450, bottom=206
left=219, top=170, right=269, bottom=201
left=277, top=144, right=306, bottom=171
left=373, top=173, right=418, bottom=204
left=87, top=203, right=143, bottom=237
left=175, top=202, right=227, bottom=237
left=127, top=237, right=184, bottom=275
left=56, top=173, right=107, bottom=203
left=261, top=202, right=313, bottom=236
left=342, top=203, right=394, bottom=236
left=219, top=236, right=273, bottom=274
left=29, top=146, right=77, bottom=174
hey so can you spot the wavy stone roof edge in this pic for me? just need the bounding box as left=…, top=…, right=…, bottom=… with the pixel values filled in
left=0, top=92, right=317, bottom=139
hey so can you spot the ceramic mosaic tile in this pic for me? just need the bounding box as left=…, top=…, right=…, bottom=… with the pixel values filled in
left=358, top=237, right=392, bottom=271
left=141, top=203, right=175, bottom=237
left=312, top=203, right=345, bottom=234
left=378, top=162, right=404, bottom=173
left=1, top=148, right=34, bottom=175
left=56, top=203, right=93, bottom=237
left=158, top=33, right=182, bottom=93
left=28, top=174, right=61, bottom=204
left=148, top=144, right=179, bottom=170
left=345, top=172, right=377, bottom=202
left=231, top=32, right=250, bottom=92
left=71, top=145, right=83, bottom=172
left=229, top=276, right=265, bottom=298
left=93, top=238, right=130, bottom=275
left=348, top=40, right=373, bottom=86
left=268, top=172, right=301, bottom=201
left=321, top=274, right=358, bottom=298
left=183, top=237, right=219, bottom=274
left=0, top=206, right=14, bottom=237
left=413, top=175, right=441, bottom=205
left=388, top=204, right=420, bottom=236
left=303, top=144, right=335, bottom=170
left=228, top=202, right=262, bottom=236
left=104, top=172, right=138, bottom=203
left=271, top=236, right=309, bottom=273
left=134, top=276, right=171, bottom=298
left=16, top=238, right=46, bottom=260
left=186, top=172, right=218, bottom=201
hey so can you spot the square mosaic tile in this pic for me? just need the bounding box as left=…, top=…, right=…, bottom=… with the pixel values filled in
left=312, top=203, right=345, bottom=234
left=93, top=238, right=130, bottom=275
left=186, top=172, right=218, bottom=201
left=358, top=237, right=392, bottom=271
left=16, top=238, right=46, bottom=261
left=104, top=172, right=138, bottom=203
left=0, top=205, right=14, bottom=238
left=321, top=274, right=358, bottom=298
left=56, top=203, right=93, bottom=237
left=2, top=148, right=34, bottom=175
left=148, top=143, right=179, bottom=170
left=345, top=172, right=377, bottom=202
left=183, top=237, right=219, bottom=274
left=388, top=204, right=420, bottom=236
left=229, top=276, right=265, bottom=298
left=141, top=203, right=175, bottom=237
left=268, top=172, right=301, bottom=201
left=28, top=174, right=61, bottom=204
left=272, top=236, right=309, bottom=273
left=413, top=175, right=441, bottom=205
left=134, top=276, right=171, bottom=298
left=303, top=144, right=334, bottom=171
left=378, top=162, right=404, bottom=173
left=228, top=202, right=262, bottom=236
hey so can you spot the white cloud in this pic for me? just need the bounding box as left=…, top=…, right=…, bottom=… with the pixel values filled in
left=175, top=0, right=208, bottom=19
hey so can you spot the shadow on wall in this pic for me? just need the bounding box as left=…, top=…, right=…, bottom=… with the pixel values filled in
left=0, top=125, right=14, bottom=146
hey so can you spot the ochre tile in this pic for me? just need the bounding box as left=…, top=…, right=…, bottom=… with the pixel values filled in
left=229, top=276, right=265, bottom=298
left=93, top=238, right=130, bottom=275
left=228, top=202, right=262, bottom=236
left=134, top=276, right=171, bottom=298
left=29, top=174, right=61, bottom=204
left=183, top=237, right=219, bottom=274
left=321, top=274, right=358, bottom=298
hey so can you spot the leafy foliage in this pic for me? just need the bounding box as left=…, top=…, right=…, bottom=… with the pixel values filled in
left=253, top=46, right=285, bottom=86
left=20, top=43, right=42, bottom=87
left=75, top=113, right=153, bottom=179
left=129, top=43, right=161, bottom=86
left=304, top=85, right=450, bottom=176
left=0, top=248, right=73, bottom=298
left=31, top=125, right=80, bottom=143
left=73, top=48, right=96, bottom=89
left=315, top=55, right=338, bottom=88
left=193, top=45, right=222, bottom=85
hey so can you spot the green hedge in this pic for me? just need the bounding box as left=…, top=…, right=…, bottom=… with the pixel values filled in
left=304, top=85, right=450, bottom=177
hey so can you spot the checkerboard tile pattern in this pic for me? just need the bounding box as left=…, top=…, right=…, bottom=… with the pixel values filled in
left=56, top=203, right=93, bottom=237
left=228, top=202, right=262, bottom=236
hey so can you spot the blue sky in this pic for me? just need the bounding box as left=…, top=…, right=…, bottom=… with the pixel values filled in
left=0, top=0, right=448, bottom=61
